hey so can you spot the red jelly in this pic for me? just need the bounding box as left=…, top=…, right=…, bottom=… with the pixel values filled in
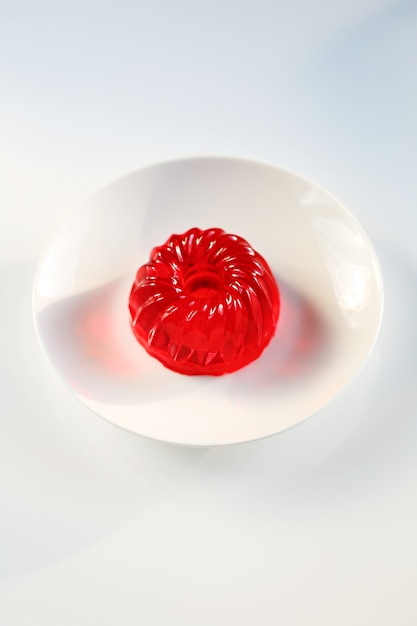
left=128, top=227, right=280, bottom=375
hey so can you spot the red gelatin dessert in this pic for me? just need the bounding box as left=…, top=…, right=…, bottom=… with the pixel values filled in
left=128, top=227, right=280, bottom=375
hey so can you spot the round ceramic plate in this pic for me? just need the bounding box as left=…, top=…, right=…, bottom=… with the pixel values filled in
left=33, top=157, right=383, bottom=446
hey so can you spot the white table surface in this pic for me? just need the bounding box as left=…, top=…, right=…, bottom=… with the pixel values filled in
left=1, top=1, right=416, bottom=624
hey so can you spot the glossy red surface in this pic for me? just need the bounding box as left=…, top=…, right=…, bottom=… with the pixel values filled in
left=129, top=227, right=280, bottom=375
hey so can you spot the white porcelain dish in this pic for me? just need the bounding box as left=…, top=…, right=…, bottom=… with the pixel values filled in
left=33, top=157, right=383, bottom=446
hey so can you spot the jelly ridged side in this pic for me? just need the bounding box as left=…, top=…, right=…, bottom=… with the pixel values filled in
left=129, top=227, right=280, bottom=375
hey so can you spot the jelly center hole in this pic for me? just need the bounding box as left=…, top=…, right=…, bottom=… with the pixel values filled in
left=183, top=265, right=223, bottom=298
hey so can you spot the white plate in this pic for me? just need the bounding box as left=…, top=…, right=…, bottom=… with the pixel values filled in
left=33, top=157, right=383, bottom=446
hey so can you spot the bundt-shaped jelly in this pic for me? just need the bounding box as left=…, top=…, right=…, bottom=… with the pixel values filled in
left=128, top=227, right=280, bottom=375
